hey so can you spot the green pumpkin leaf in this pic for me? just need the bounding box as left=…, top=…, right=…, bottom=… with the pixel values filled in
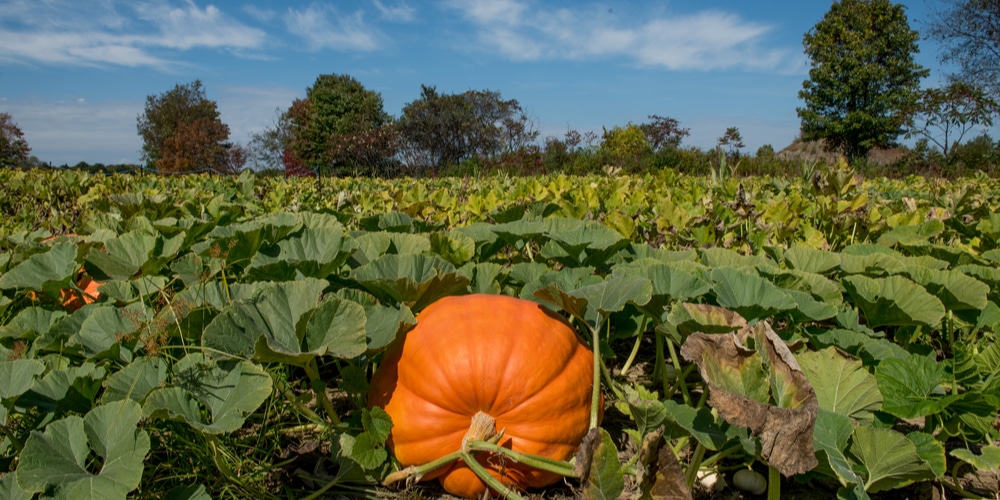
left=0, top=473, right=32, bottom=500
left=17, top=399, right=149, bottom=499
left=86, top=230, right=158, bottom=279
left=0, top=359, right=46, bottom=400
left=302, top=297, right=368, bottom=359
left=812, top=409, right=862, bottom=487
left=101, top=357, right=168, bottom=404
left=0, top=242, right=78, bottom=291
left=842, top=275, right=945, bottom=328
left=875, top=355, right=960, bottom=419
left=352, top=254, right=469, bottom=311
left=848, top=426, right=936, bottom=493
left=201, top=278, right=327, bottom=364
left=661, top=399, right=732, bottom=451
left=143, top=353, right=272, bottom=434
left=797, top=348, right=882, bottom=423
left=710, top=267, right=796, bottom=321
left=784, top=246, right=840, bottom=274
left=247, top=226, right=356, bottom=280
left=583, top=428, right=625, bottom=500
left=950, top=445, right=1000, bottom=472
left=906, top=432, right=945, bottom=479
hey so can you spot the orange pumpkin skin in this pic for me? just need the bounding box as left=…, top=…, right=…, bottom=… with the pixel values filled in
left=368, top=294, right=598, bottom=498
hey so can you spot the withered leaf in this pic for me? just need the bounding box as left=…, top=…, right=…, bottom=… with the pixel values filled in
left=680, top=321, right=818, bottom=476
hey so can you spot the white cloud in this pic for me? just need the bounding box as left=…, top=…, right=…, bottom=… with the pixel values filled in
left=373, top=0, right=416, bottom=23
left=442, top=1, right=791, bottom=72
left=0, top=0, right=266, bottom=69
left=283, top=4, right=381, bottom=52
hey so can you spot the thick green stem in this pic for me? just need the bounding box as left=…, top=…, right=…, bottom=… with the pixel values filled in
left=461, top=450, right=526, bottom=500
left=304, top=358, right=341, bottom=427
left=619, top=316, right=649, bottom=375
left=466, top=440, right=577, bottom=478
left=664, top=336, right=692, bottom=406
left=768, top=465, right=780, bottom=500
left=684, top=442, right=707, bottom=489
left=590, top=323, right=601, bottom=430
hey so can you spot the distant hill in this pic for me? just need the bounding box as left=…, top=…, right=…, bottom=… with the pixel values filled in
left=777, top=138, right=905, bottom=166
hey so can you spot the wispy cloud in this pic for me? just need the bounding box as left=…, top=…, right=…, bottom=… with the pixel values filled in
left=442, top=0, right=791, bottom=71
left=373, top=0, right=416, bottom=23
left=242, top=5, right=276, bottom=23
left=283, top=4, right=382, bottom=52
left=0, top=0, right=266, bottom=69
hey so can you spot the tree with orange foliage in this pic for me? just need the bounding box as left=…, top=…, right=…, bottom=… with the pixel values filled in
left=137, top=80, right=233, bottom=173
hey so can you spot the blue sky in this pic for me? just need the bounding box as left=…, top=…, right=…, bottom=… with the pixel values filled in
left=0, top=0, right=956, bottom=166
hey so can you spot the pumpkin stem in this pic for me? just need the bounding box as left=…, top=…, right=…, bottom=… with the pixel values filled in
left=462, top=411, right=497, bottom=453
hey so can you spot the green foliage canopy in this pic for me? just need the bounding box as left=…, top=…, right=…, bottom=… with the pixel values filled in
left=136, top=80, right=231, bottom=173
left=397, top=85, right=537, bottom=173
left=286, top=74, right=393, bottom=176
left=797, top=0, right=928, bottom=161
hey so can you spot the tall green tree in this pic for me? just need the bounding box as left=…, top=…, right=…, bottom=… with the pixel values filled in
left=397, top=85, right=537, bottom=173
left=137, top=80, right=231, bottom=173
left=926, top=0, right=1000, bottom=100
left=797, top=0, right=928, bottom=162
left=285, top=73, right=394, bottom=176
left=0, top=112, right=31, bottom=166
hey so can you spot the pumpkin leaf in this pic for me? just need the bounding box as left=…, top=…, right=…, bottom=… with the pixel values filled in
left=875, top=354, right=961, bottom=419
left=143, top=353, right=272, bottom=434
left=246, top=226, right=356, bottom=280
left=681, top=321, right=818, bottom=476
left=350, top=432, right=388, bottom=470
left=85, top=230, right=158, bottom=279
left=302, top=297, right=368, bottom=359
left=362, top=406, right=393, bottom=444
left=842, top=275, right=945, bottom=328
left=0, top=241, right=78, bottom=291
left=783, top=246, right=840, bottom=274
left=200, top=279, right=328, bottom=364
left=0, top=473, right=32, bottom=500
left=847, top=426, right=936, bottom=493
left=710, top=267, right=797, bottom=321
left=797, top=348, right=882, bottom=423
left=583, top=428, right=625, bottom=500
left=16, top=399, right=150, bottom=499
left=430, top=231, right=477, bottom=266
left=358, top=300, right=414, bottom=352
left=100, top=357, right=168, bottom=404
left=661, top=399, right=732, bottom=451
left=660, top=302, right=747, bottom=343
left=351, top=254, right=469, bottom=311
left=906, top=432, right=945, bottom=479
left=812, top=409, right=862, bottom=487
left=950, top=445, right=1000, bottom=472
left=0, top=359, right=46, bottom=400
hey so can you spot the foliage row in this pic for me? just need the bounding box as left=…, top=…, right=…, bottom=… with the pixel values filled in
left=0, top=166, right=999, bottom=498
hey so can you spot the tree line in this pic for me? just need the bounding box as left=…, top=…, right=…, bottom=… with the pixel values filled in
left=1, top=0, right=998, bottom=176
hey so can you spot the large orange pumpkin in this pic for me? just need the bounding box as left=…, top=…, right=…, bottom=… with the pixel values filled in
left=368, top=294, right=598, bottom=498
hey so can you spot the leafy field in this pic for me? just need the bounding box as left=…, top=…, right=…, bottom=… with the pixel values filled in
left=1, top=164, right=999, bottom=499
